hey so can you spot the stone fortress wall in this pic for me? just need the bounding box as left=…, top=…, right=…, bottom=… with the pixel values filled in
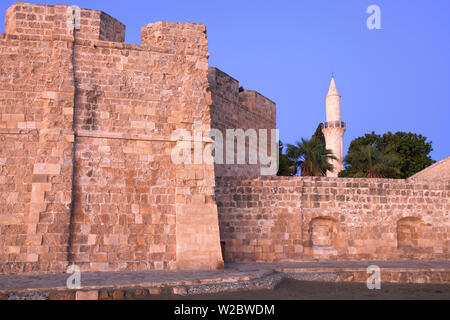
left=0, top=3, right=448, bottom=275
left=216, top=177, right=449, bottom=263
left=0, top=2, right=227, bottom=274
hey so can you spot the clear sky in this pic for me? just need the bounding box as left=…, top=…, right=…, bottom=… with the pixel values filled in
left=1, top=0, right=449, bottom=161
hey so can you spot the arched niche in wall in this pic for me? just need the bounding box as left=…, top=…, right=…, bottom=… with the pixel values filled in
left=310, top=216, right=338, bottom=249
left=397, top=217, right=422, bottom=249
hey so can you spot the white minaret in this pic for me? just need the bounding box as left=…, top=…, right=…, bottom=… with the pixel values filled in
left=322, top=76, right=346, bottom=177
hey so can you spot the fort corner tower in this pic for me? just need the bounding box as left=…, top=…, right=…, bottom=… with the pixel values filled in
left=322, top=77, right=346, bottom=177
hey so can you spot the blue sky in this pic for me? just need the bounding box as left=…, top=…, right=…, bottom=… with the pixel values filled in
left=1, top=0, right=449, bottom=161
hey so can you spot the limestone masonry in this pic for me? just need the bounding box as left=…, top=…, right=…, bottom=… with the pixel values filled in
left=216, top=176, right=449, bottom=262
left=0, top=3, right=448, bottom=275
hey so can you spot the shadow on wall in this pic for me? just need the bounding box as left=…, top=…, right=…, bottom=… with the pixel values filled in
left=309, top=216, right=338, bottom=258
left=397, top=217, right=422, bottom=249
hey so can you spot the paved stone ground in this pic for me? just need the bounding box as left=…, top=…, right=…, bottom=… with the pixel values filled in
left=229, top=260, right=450, bottom=271
left=0, top=260, right=449, bottom=300
left=136, top=278, right=450, bottom=300
left=0, top=267, right=271, bottom=293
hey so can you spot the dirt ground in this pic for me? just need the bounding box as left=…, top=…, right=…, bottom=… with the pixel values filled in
left=135, top=279, right=450, bottom=300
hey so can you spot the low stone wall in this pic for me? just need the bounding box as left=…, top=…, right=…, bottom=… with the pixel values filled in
left=216, top=176, right=450, bottom=263
left=409, top=156, right=450, bottom=182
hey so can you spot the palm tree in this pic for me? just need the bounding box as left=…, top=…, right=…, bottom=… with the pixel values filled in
left=286, top=138, right=337, bottom=176
left=277, top=141, right=297, bottom=176
left=343, top=144, right=401, bottom=178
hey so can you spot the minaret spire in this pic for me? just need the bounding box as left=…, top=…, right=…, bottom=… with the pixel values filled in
left=322, top=76, right=346, bottom=177
left=328, top=76, right=339, bottom=96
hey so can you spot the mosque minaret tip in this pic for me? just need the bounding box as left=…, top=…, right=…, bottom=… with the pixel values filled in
left=322, top=76, right=346, bottom=177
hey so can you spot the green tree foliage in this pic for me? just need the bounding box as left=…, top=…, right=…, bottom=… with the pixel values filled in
left=340, top=144, right=401, bottom=178
left=381, top=132, right=436, bottom=178
left=340, top=131, right=435, bottom=179
left=286, top=138, right=337, bottom=177
left=277, top=141, right=297, bottom=176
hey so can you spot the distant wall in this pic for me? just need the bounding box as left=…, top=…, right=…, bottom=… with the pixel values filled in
left=216, top=176, right=450, bottom=262
left=409, top=156, right=450, bottom=182
left=208, top=67, right=276, bottom=177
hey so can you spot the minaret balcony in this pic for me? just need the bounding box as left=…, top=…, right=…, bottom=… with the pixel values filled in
left=322, top=121, right=346, bottom=129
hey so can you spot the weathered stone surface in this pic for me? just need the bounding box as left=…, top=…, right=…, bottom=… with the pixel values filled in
left=216, top=177, right=450, bottom=263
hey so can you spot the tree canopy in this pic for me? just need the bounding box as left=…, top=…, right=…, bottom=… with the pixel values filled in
left=286, top=138, right=336, bottom=177
left=339, top=131, right=435, bottom=179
